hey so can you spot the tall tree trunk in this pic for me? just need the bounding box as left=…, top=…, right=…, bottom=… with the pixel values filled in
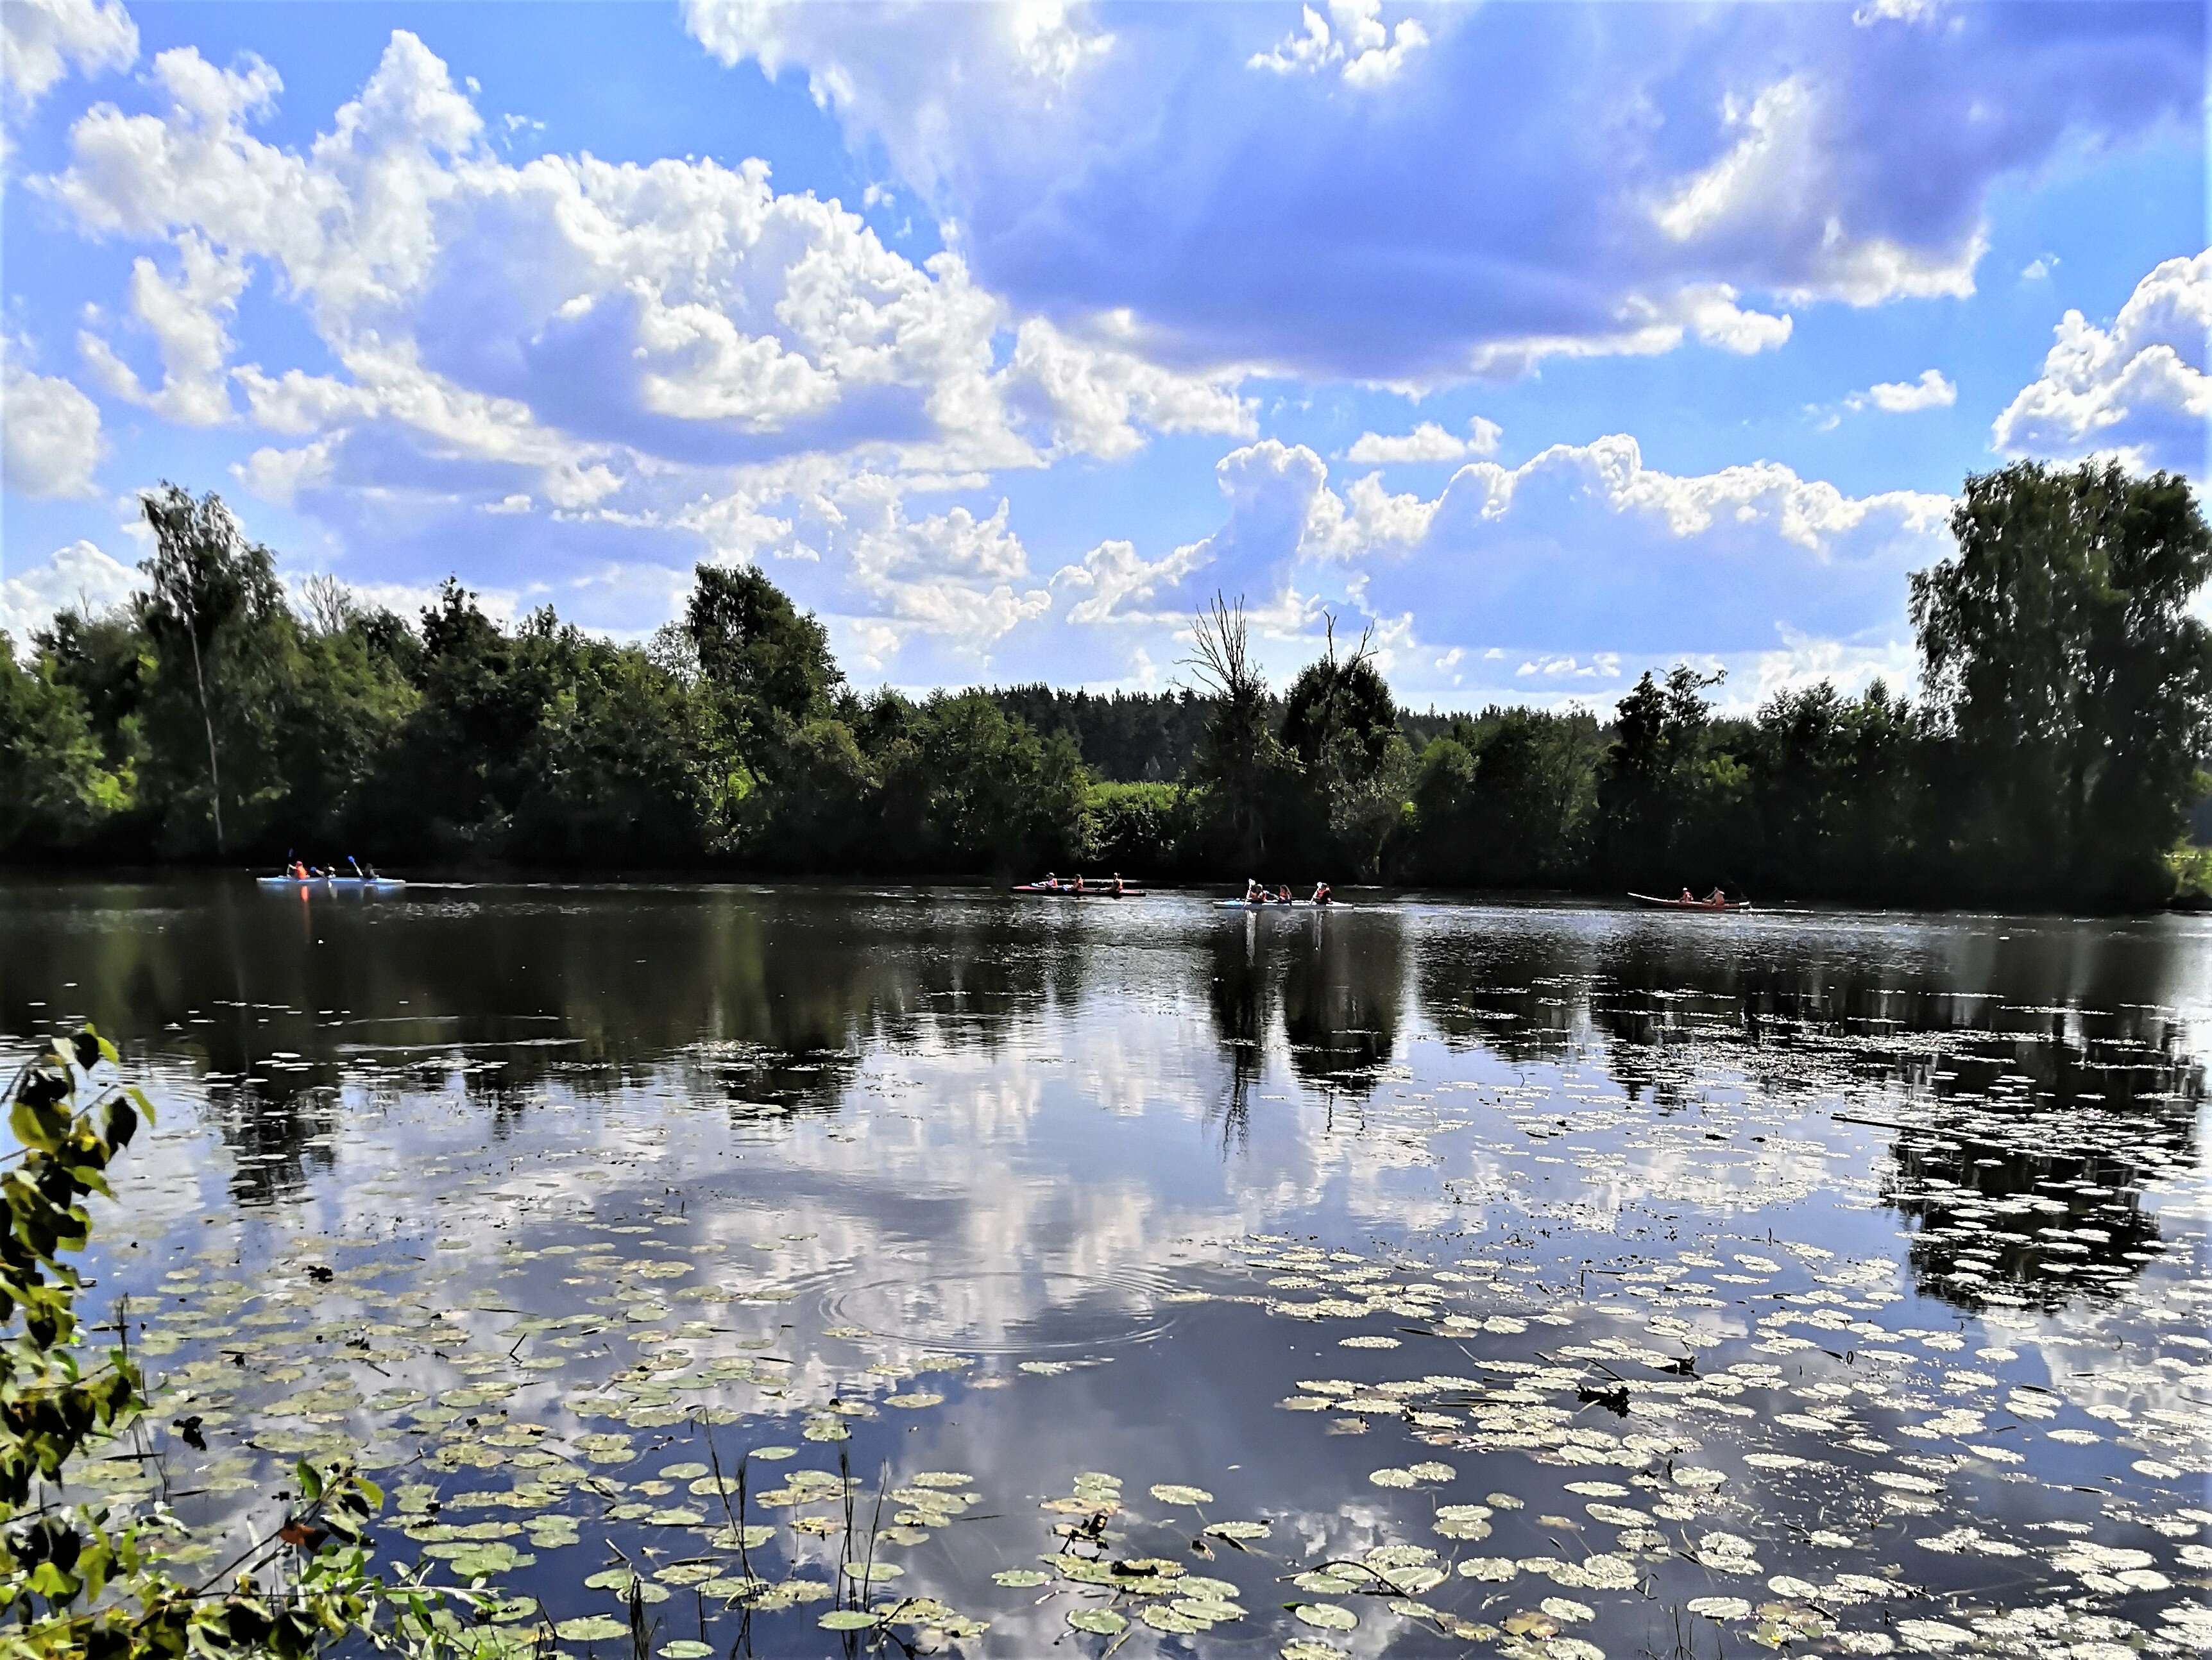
left=187, top=624, right=225, bottom=855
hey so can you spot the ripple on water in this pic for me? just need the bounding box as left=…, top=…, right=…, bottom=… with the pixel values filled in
left=822, top=1264, right=1183, bottom=1354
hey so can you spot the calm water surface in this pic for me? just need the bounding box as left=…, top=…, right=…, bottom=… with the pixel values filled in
left=3, top=878, right=2208, bottom=1659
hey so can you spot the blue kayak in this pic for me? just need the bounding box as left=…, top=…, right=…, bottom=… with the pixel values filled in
left=257, top=875, right=407, bottom=890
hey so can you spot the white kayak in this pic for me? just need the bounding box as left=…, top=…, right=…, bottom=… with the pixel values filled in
left=1216, top=898, right=1329, bottom=909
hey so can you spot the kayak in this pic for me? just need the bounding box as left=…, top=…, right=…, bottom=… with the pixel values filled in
left=258, top=875, right=407, bottom=891
left=1011, top=884, right=1146, bottom=897
left=1216, top=898, right=1330, bottom=909
left=1628, top=892, right=1751, bottom=911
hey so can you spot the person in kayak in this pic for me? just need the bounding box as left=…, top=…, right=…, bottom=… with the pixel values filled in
left=1312, top=882, right=1332, bottom=905
left=1112, top=873, right=1125, bottom=896
left=290, top=860, right=309, bottom=878
left=1679, top=887, right=1696, bottom=903
left=1705, top=887, right=1728, bottom=907
left=1073, top=873, right=1086, bottom=893
left=1245, top=878, right=1263, bottom=902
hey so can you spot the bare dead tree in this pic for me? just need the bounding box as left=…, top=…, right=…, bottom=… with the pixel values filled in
left=1184, top=591, right=1264, bottom=708
left=299, top=572, right=357, bottom=635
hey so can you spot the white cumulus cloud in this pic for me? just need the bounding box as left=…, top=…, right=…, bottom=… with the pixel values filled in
left=31, top=23, right=1257, bottom=656
left=1051, top=432, right=1955, bottom=684
left=79, top=231, right=250, bottom=425
left=2, top=0, right=135, bottom=109
left=1992, top=249, right=2211, bottom=475
left=1, top=538, right=138, bottom=642
left=1848, top=368, right=1957, bottom=413
left=3, top=347, right=106, bottom=499
left=1345, top=417, right=1501, bottom=466
left=1250, top=1, right=1429, bottom=87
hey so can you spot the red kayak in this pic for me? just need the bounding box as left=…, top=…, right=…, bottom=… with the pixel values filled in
left=1629, top=892, right=1752, bottom=911
left=1012, top=882, right=1147, bottom=898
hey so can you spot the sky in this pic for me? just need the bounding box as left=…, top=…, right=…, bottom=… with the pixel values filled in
left=1, top=0, right=2205, bottom=711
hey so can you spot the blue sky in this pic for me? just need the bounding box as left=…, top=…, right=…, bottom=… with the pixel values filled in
left=3, top=0, right=2205, bottom=710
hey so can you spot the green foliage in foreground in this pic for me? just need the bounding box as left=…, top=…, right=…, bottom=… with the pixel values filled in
left=0, top=1031, right=502, bottom=1659
left=4, top=463, right=2209, bottom=905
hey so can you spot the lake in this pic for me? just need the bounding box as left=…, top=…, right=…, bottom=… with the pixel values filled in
left=3, top=877, right=2208, bottom=1659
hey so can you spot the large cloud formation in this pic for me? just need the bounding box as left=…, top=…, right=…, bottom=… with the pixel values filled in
left=1993, top=249, right=2210, bottom=477
left=1054, top=434, right=1952, bottom=697
left=36, top=30, right=1253, bottom=647
left=685, top=0, right=2199, bottom=384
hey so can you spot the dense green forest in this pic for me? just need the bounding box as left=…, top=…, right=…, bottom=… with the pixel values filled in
left=4, top=461, right=2209, bottom=907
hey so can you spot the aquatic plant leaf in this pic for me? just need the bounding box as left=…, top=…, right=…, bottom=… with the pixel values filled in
left=1204, top=1521, right=1270, bottom=1540
left=818, top=1611, right=878, bottom=1630
left=1068, top=1609, right=1126, bottom=1634
left=1681, top=1602, right=1751, bottom=1629
left=554, top=1616, right=628, bottom=1641
left=1295, top=1602, right=1357, bottom=1631
left=1150, top=1484, right=1212, bottom=1506
left=1142, top=1604, right=1206, bottom=1632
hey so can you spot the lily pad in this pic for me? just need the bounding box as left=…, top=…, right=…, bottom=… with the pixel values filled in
left=1150, top=1484, right=1213, bottom=1505
left=1067, top=1609, right=1126, bottom=1635
left=554, top=1616, right=628, bottom=1642
left=1205, top=1520, right=1271, bottom=1540
left=1295, top=1602, right=1357, bottom=1632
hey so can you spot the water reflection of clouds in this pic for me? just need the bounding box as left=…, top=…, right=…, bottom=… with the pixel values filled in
left=12, top=884, right=2212, bottom=1658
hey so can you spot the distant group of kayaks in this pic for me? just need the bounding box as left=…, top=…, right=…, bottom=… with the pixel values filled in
left=253, top=861, right=1746, bottom=912
left=1014, top=874, right=1338, bottom=907
left=256, top=857, right=405, bottom=891
left=1014, top=877, right=1751, bottom=912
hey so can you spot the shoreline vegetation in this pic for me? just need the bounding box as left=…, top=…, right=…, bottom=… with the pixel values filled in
left=5, top=461, right=2209, bottom=912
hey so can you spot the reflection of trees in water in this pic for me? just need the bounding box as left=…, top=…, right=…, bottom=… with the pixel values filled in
left=1883, top=1027, right=2201, bottom=1311
left=1412, top=918, right=2206, bottom=1306
left=1197, top=911, right=1406, bottom=1137
left=1280, top=914, right=1403, bottom=1096
left=1203, top=924, right=1270, bottom=1151
left=1, top=883, right=1089, bottom=1177
left=203, top=1077, right=338, bottom=1206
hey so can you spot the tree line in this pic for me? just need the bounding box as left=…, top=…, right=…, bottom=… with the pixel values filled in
left=4, top=462, right=2208, bottom=907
